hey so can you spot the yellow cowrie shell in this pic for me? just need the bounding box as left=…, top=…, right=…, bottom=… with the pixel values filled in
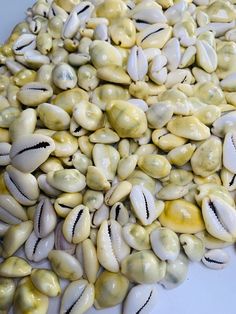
left=73, top=100, right=104, bottom=132
left=122, top=223, right=151, bottom=250
left=157, top=133, right=187, bottom=152
left=106, top=100, right=147, bottom=139
left=86, top=166, right=111, bottom=191
left=136, top=24, right=172, bottom=49
left=63, top=205, right=90, bottom=244
left=64, top=39, right=79, bottom=53
left=146, top=102, right=174, bottom=129
left=194, top=173, right=221, bottom=186
left=93, top=144, right=120, bottom=180
left=127, top=170, right=156, bottom=194
left=52, top=131, right=78, bottom=157
left=51, top=88, right=89, bottom=114
left=159, top=199, right=205, bottom=234
left=0, top=257, right=31, bottom=278
left=117, top=154, right=138, bottom=180
left=206, top=0, right=236, bottom=22
left=17, top=82, right=53, bottom=106
left=0, top=128, right=10, bottom=143
left=91, top=84, right=130, bottom=110
left=54, top=0, right=80, bottom=12
left=77, top=64, right=99, bottom=91
left=180, top=234, right=205, bottom=262
left=138, top=154, right=171, bottom=179
left=121, top=250, right=166, bottom=284
left=31, top=269, right=61, bottom=297
left=83, top=189, right=103, bottom=211
left=13, top=69, right=36, bottom=87
left=129, top=81, right=150, bottom=100
left=36, top=64, right=54, bottom=86
left=135, top=144, right=157, bottom=157
left=54, top=192, right=82, bottom=218
left=169, top=169, right=193, bottom=186
left=36, top=32, right=52, bottom=55
left=72, top=151, right=92, bottom=175
left=40, top=157, right=64, bottom=173
left=156, top=0, right=173, bottom=8
left=2, top=221, right=33, bottom=258
left=216, top=41, right=236, bottom=79
left=191, top=136, right=222, bottom=177
left=195, top=230, right=233, bottom=250
left=118, top=139, right=131, bottom=158
left=225, top=92, right=236, bottom=107
left=13, top=277, right=48, bottom=314
left=47, top=169, right=86, bottom=193
left=78, top=136, right=94, bottom=159
left=48, top=16, right=64, bottom=39
left=97, top=65, right=131, bottom=85
left=0, top=278, right=15, bottom=311
left=167, top=143, right=196, bottom=166
left=193, top=105, right=221, bottom=125
left=48, top=250, right=83, bottom=281
left=157, top=183, right=189, bottom=201
left=81, top=239, right=99, bottom=283
left=89, top=40, right=122, bottom=69
left=105, top=181, right=132, bottom=206
left=37, top=103, right=70, bottom=131
left=194, top=82, right=225, bottom=105
left=167, top=116, right=210, bottom=141
left=96, top=0, right=127, bottom=21
left=94, top=271, right=129, bottom=309
left=195, top=183, right=235, bottom=207
left=89, top=128, right=120, bottom=144
left=0, top=96, right=10, bottom=111
left=0, top=107, right=20, bottom=128
left=109, top=18, right=136, bottom=48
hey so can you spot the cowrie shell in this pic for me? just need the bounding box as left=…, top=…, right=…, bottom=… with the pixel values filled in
left=55, top=221, right=76, bottom=254
left=91, top=204, right=109, bottom=228
left=37, top=174, right=61, bottom=198
left=110, top=202, right=129, bottom=226
left=63, top=11, right=80, bottom=39
left=97, top=220, right=130, bottom=272
left=123, top=284, right=158, bottom=314
left=62, top=205, right=90, bottom=244
left=10, top=134, right=55, bottom=173
left=34, top=198, right=57, bottom=238
left=202, top=249, right=229, bottom=270
left=12, top=34, right=36, bottom=55
left=130, top=185, right=160, bottom=225
left=162, top=38, right=181, bottom=71
left=25, top=231, right=55, bottom=262
left=127, top=46, right=148, bottom=82
left=0, top=194, right=27, bottom=225
left=223, top=132, right=236, bottom=173
left=4, top=165, right=39, bottom=206
left=60, top=279, right=94, bottom=314
left=212, top=112, right=236, bottom=138
left=202, top=195, right=236, bottom=242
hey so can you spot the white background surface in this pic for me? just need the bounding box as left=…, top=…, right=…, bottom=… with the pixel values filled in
left=1, top=1, right=236, bottom=314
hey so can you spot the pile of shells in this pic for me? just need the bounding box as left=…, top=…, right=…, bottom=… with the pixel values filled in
left=1, top=0, right=236, bottom=312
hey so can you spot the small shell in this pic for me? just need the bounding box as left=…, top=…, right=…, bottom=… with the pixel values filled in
left=83, top=189, right=103, bottom=211
left=202, top=195, right=236, bottom=242
left=0, top=278, right=16, bottom=311
left=91, top=204, right=109, bottom=228
left=212, top=112, right=236, bottom=138
left=97, top=220, right=130, bottom=272
left=180, top=234, right=205, bottom=262
left=196, top=40, right=217, bottom=73
left=13, top=34, right=36, bottom=55
left=117, top=154, right=138, bottom=180
left=122, top=223, right=150, bottom=250
left=138, top=154, right=171, bottom=179
left=17, top=82, right=53, bottom=106
left=150, top=227, right=180, bottom=261
left=123, top=284, right=158, bottom=314
left=160, top=253, right=189, bottom=289
left=31, top=269, right=61, bottom=297
left=202, top=249, right=229, bottom=270
left=62, top=205, right=90, bottom=244
left=146, top=102, right=173, bottom=129
left=0, top=256, right=31, bottom=278
left=223, top=132, right=236, bottom=173
left=220, top=168, right=236, bottom=192
left=52, top=63, right=77, bottom=90
left=110, top=202, right=129, bottom=226
left=0, top=194, right=27, bottom=225
left=10, top=134, right=55, bottom=173
left=90, top=40, right=122, bottom=68
left=127, top=46, right=148, bottom=82
left=37, top=174, right=61, bottom=198
left=121, top=250, right=166, bottom=284
left=60, top=279, right=94, bottom=314
left=25, top=231, right=55, bottom=262
left=157, top=183, right=189, bottom=200
left=34, top=198, right=57, bottom=238
left=48, top=250, right=83, bottom=281
left=105, top=181, right=132, bottom=206
left=196, top=230, right=232, bottom=250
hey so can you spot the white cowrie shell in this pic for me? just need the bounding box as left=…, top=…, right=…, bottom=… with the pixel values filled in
left=63, top=205, right=90, bottom=244
left=10, top=134, right=55, bottom=173
left=196, top=21, right=235, bottom=38
left=0, top=143, right=11, bottom=166
left=68, top=53, right=91, bottom=67
left=37, top=174, right=61, bottom=197
left=122, top=223, right=150, bottom=251
left=5, top=59, right=25, bottom=74
left=25, top=231, right=55, bottom=262
left=165, top=69, right=194, bottom=88
left=127, top=46, right=148, bottom=82
left=110, top=202, right=129, bottom=226
left=48, top=250, right=83, bottom=281
left=52, top=63, right=77, bottom=90
left=220, top=168, right=236, bottom=192
left=55, top=221, right=76, bottom=254
left=4, top=165, right=40, bottom=206
left=149, top=54, right=167, bottom=73
left=63, top=11, right=80, bottom=39
left=150, top=227, right=180, bottom=261
left=48, top=3, right=68, bottom=22
left=13, top=34, right=36, bottom=55
left=91, top=204, right=109, bottom=228
left=128, top=99, right=148, bottom=112
left=94, top=23, right=109, bottom=41
left=180, top=234, right=205, bottom=262
left=123, top=284, right=158, bottom=314
left=73, top=2, right=94, bottom=27
left=202, top=249, right=229, bottom=270
left=60, top=279, right=94, bottom=314
left=164, top=0, right=187, bottom=25
left=212, top=112, right=236, bottom=138
left=223, top=132, right=236, bottom=173
left=130, top=185, right=160, bottom=225
left=34, top=198, right=57, bottom=238
left=0, top=194, right=27, bottom=225
left=97, top=220, right=130, bottom=272
left=196, top=40, right=217, bottom=73
left=105, top=181, right=132, bottom=206
left=24, top=50, right=50, bottom=68
left=150, top=67, right=167, bottom=85
left=179, top=46, right=196, bottom=68
left=220, top=72, right=236, bottom=92
left=29, top=19, right=41, bottom=34
left=157, top=184, right=189, bottom=200
left=162, top=38, right=181, bottom=71
left=202, top=195, right=236, bottom=242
